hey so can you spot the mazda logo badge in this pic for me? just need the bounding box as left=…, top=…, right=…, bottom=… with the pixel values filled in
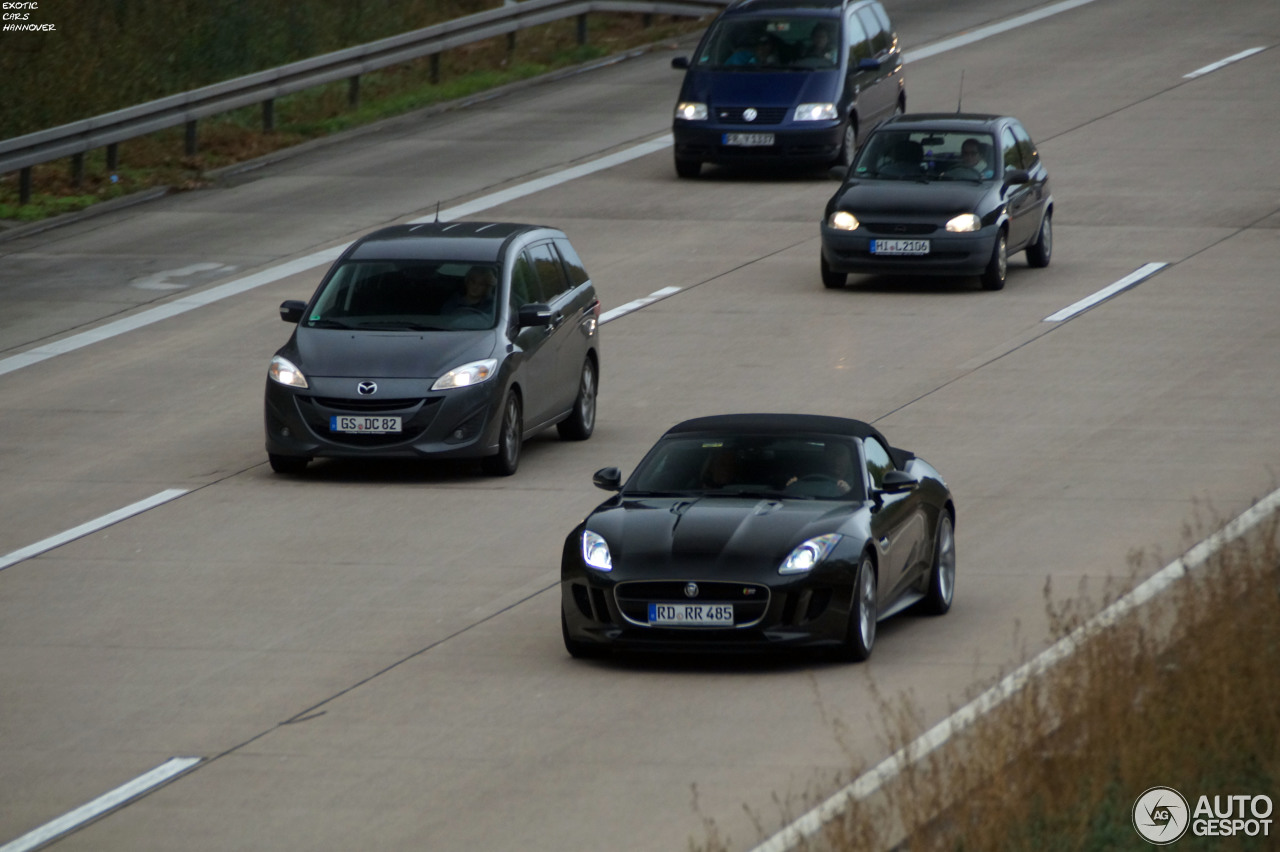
left=684, top=582, right=699, bottom=598
left=743, top=108, right=757, bottom=122
left=357, top=381, right=378, bottom=395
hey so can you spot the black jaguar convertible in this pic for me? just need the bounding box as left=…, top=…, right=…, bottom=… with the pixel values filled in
left=560, top=413, right=955, bottom=661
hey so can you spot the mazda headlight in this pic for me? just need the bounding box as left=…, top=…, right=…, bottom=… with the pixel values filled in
left=794, top=103, right=837, bottom=121
left=581, top=530, right=613, bottom=572
left=431, top=359, right=497, bottom=391
left=675, top=102, right=708, bottom=121
left=946, top=213, right=982, bottom=233
left=779, top=534, right=842, bottom=574
left=828, top=211, right=860, bottom=231
left=268, top=355, right=308, bottom=388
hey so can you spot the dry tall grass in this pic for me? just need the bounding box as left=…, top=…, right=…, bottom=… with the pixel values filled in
left=696, top=505, right=1279, bottom=852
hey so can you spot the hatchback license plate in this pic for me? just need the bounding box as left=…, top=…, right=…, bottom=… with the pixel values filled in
left=330, top=415, right=401, bottom=433
left=648, top=603, right=734, bottom=626
left=871, top=239, right=930, bottom=255
left=723, top=132, right=774, bottom=147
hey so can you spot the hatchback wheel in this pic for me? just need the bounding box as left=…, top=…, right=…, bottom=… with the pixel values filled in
left=481, top=390, right=522, bottom=476
left=821, top=254, right=847, bottom=289
left=1026, top=210, right=1053, bottom=268
left=557, top=358, right=597, bottom=441
left=980, top=231, right=1008, bottom=291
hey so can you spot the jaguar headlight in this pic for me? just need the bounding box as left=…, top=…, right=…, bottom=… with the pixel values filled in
left=581, top=530, right=613, bottom=572
left=431, top=359, right=497, bottom=391
left=268, top=355, right=308, bottom=388
left=779, top=534, right=842, bottom=575
left=828, top=211, right=860, bottom=231
left=946, top=213, right=982, bottom=233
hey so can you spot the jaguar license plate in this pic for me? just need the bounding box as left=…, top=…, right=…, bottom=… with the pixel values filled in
left=648, top=603, right=734, bottom=626
left=871, top=239, right=930, bottom=255
left=723, top=132, right=774, bottom=147
left=330, top=415, right=402, bottom=434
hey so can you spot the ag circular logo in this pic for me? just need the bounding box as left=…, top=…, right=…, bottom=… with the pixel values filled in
left=1133, top=786, right=1190, bottom=844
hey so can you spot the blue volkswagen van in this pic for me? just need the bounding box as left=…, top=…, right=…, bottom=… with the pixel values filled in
left=670, top=0, right=905, bottom=177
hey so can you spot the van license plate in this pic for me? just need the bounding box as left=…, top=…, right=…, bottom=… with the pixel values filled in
left=723, top=133, right=774, bottom=147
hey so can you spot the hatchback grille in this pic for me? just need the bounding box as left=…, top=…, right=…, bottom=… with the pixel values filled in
left=863, top=222, right=937, bottom=236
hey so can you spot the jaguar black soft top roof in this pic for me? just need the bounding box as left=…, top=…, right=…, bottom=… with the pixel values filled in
left=664, top=413, right=915, bottom=466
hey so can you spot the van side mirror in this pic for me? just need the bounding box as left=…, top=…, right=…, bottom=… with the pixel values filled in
left=279, top=300, right=306, bottom=323
left=671, top=56, right=690, bottom=70
left=857, top=57, right=882, bottom=71
left=828, top=165, right=849, bottom=181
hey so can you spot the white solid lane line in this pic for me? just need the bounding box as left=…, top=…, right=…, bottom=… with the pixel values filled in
left=600, top=286, right=684, bottom=323
left=1043, top=262, right=1167, bottom=322
left=0, top=489, right=188, bottom=572
left=0, top=138, right=675, bottom=379
left=1184, top=47, right=1267, bottom=79
left=0, top=758, right=201, bottom=852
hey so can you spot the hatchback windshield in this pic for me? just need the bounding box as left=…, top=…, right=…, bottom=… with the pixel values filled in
left=696, top=17, right=841, bottom=70
left=626, top=434, right=864, bottom=500
left=305, top=260, right=500, bottom=331
left=853, top=130, right=997, bottom=181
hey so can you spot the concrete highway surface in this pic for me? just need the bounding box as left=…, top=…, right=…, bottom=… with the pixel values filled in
left=1, top=0, right=1277, bottom=849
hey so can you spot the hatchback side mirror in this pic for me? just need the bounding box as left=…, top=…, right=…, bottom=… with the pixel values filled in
left=279, top=300, right=306, bottom=324
left=593, top=467, right=622, bottom=491
left=828, top=165, right=849, bottom=181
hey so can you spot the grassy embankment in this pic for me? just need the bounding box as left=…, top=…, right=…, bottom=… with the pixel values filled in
left=0, top=0, right=705, bottom=223
left=695, top=507, right=1279, bottom=851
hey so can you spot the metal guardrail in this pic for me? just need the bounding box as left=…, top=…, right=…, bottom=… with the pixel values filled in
left=1, top=0, right=727, bottom=201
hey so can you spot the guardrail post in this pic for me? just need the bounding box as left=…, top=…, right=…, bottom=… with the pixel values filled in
left=348, top=76, right=361, bottom=110
left=71, top=153, right=85, bottom=188
left=263, top=99, right=275, bottom=133
left=107, top=143, right=119, bottom=172
left=577, top=13, right=587, bottom=45
left=643, top=14, right=653, bottom=27
left=430, top=53, right=440, bottom=85
left=185, top=120, right=198, bottom=156
left=19, top=167, right=32, bottom=205
left=507, top=31, right=517, bottom=53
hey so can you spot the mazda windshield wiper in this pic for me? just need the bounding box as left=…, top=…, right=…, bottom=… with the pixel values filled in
left=356, top=321, right=449, bottom=331
left=305, top=318, right=354, bottom=329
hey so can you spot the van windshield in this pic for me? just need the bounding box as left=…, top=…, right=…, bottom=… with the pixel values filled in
left=305, top=260, right=501, bottom=331
left=696, top=17, right=840, bottom=70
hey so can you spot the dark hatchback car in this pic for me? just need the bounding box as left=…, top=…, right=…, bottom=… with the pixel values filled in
left=820, top=113, right=1053, bottom=290
left=670, top=0, right=905, bottom=177
left=264, top=222, right=601, bottom=476
left=561, top=414, right=955, bottom=662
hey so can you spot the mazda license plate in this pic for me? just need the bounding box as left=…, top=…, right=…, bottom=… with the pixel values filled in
left=330, top=415, right=401, bottom=434
left=723, top=133, right=774, bottom=147
left=648, top=603, right=734, bottom=626
left=871, top=239, right=930, bottom=255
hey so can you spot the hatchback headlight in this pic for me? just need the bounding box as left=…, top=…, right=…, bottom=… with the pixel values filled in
left=794, top=103, right=837, bottom=121
left=828, top=211, right=860, bottom=231
left=431, top=359, right=497, bottom=391
left=268, top=355, right=308, bottom=388
left=946, top=213, right=982, bottom=233
left=581, top=530, right=613, bottom=571
left=675, top=102, right=708, bottom=121
left=779, top=534, right=842, bottom=575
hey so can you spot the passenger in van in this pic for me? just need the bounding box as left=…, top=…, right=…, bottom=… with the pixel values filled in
left=804, top=23, right=837, bottom=64
left=727, top=35, right=779, bottom=66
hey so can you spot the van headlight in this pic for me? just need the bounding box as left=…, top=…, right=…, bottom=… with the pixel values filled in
left=675, top=102, right=708, bottom=121
left=794, top=103, right=837, bottom=121
left=431, top=359, right=497, bottom=390
left=268, top=355, right=308, bottom=388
